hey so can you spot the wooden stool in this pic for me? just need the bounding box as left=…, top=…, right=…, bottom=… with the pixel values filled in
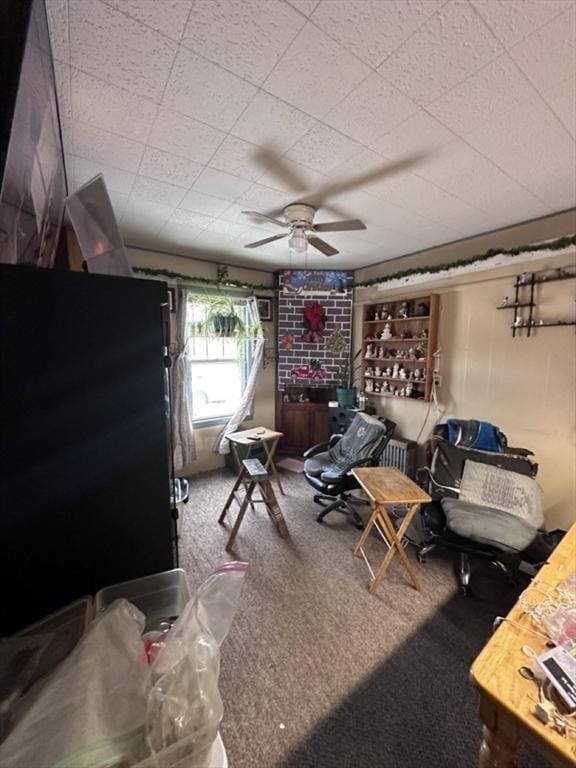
left=218, top=458, right=288, bottom=551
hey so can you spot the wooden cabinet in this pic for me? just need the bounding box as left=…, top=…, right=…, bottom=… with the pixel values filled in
left=361, top=293, right=439, bottom=402
left=277, top=401, right=330, bottom=456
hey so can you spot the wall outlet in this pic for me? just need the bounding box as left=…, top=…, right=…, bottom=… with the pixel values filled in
left=433, top=372, right=442, bottom=387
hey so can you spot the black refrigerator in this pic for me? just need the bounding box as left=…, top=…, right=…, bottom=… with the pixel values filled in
left=0, top=264, right=175, bottom=634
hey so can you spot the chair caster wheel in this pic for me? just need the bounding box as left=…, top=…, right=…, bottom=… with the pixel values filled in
left=417, top=554, right=425, bottom=565
left=460, top=585, right=469, bottom=597
left=316, top=515, right=324, bottom=524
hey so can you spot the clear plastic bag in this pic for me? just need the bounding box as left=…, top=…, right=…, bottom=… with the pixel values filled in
left=144, top=562, right=248, bottom=761
left=0, top=600, right=151, bottom=768
left=0, top=563, right=247, bottom=768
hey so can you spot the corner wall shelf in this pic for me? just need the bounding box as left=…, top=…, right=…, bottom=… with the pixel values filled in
left=497, top=266, right=576, bottom=337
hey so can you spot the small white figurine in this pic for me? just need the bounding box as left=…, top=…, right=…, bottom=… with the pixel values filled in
left=378, top=346, right=385, bottom=358
left=399, top=367, right=407, bottom=379
left=513, top=317, right=524, bottom=328
left=406, top=383, right=413, bottom=397
left=397, top=301, right=409, bottom=319
left=366, top=344, right=374, bottom=358
left=408, top=348, right=415, bottom=359
left=499, top=296, right=509, bottom=308
left=383, top=380, right=389, bottom=392
left=381, top=323, right=392, bottom=340
left=365, top=379, right=373, bottom=393
left=375, top=366, right=381, bottom=377
left=392, top=363, right=400, bottom=378
left=385, top=366, right=392, bottom=377
left=414, top=368, right=421, bottom=380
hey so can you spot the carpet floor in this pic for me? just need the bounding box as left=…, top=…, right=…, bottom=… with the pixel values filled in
left=180, top=468, right=546, bottom=768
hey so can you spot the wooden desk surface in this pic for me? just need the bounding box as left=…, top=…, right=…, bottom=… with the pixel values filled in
left=471, top=523, right=576, bottom=767
left=352, top=467, right=431, bottom=505
left=226, top=427, right=283, bottom=445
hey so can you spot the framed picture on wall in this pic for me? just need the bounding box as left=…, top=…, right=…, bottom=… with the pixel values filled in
left=256, top=296, right=272, bottom=321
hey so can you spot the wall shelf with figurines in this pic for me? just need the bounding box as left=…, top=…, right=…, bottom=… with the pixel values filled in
left=361, top=294, right=439, bottom=401
left=496, top=265, right=576, bottom=337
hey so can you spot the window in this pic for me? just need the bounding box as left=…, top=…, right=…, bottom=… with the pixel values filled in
left=185, top=296, right=255, bottom=425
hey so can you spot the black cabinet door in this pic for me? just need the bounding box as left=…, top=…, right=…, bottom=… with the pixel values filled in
left=0, top=265, right=174, bottom=633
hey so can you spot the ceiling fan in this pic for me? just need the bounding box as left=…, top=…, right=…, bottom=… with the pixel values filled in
left=242, top=148, right=425, bottom=257
left=242, top=203, right=366, bottom=257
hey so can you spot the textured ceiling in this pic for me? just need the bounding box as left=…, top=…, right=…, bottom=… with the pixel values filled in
left=47, top=0, right=576, bottom=271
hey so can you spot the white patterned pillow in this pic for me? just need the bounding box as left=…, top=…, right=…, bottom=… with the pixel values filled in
left=460, top=460, right=543, bottom=529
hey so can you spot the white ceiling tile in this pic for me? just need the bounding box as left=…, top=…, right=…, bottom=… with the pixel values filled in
left=209, top=136, right=265, bottom=182
left=546, top=76, right=576, bottom=138
left=69, top=122, right=145, bottom=174
left=161, top=223, right=205, bottom=247
left=169, top=208, right=215, bottom=230
left=324, top=72, right=419, bottom=146
left=179, top=189, right=231, bottom=217
left=374, top=112, right=457, bottom=160
left=52, top=59, right=72, bottom=121
left=182, top=0, right=305, bottom=85
left=122, top=199, right=175, bottom=233
left=510, top=5, right=576, bottom=94
left=284, top=124, right=363, bottom=174
left=470, top=0, right=572, bottom=49
left=286, top=0, right=320, bottom=17
left=105, top=0, right=194, bottom=41
left=193, top=168, right=253, bottom=201
left=231, top=91, right=317, bottom=152
left=311, top=0, right=445, bottom=68
left=71, top=69, right=157, bottom=143
left=162, top=46, right=257, bottom=131
left=67, top=155, right=135, bottom=194
left=416, top=141, right=553, bottom=212
left=130, top=175, right=186, bottom=207
left=148, top=107, right=225, bottom=164
left=255, top=156, right=326, bottom=195
left=237, top=183, right=292, bottom=210
left=205, top=219, right=253, bottom=240
left=139, top=147, right=204, bottom=188
left=68, top=1, right=177, bottom=102
left=378, top=0, right=502, bottom=105
left=46, top=0, right=69, bottom=63
left=427, top=55, right=544, bottom=136
left=263, top=23, right=370, bottom=119
left=466, top=102, right=576, bottom=210
left=107, top=190, right=129, bottom=219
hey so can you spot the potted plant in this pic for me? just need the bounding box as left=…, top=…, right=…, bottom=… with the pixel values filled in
left=201, top=296, right=246, bottom=338
left=336, top=350, right=362, bottom=408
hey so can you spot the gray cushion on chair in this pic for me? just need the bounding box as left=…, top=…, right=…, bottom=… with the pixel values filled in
left=442, top=498, right=538, bottom=553
left=304, top=452, right=346, bottom=482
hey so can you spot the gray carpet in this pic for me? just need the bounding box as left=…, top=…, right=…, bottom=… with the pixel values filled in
left=180, top=469, right=545, bottom=768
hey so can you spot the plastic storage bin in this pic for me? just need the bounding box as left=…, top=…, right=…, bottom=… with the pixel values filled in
left=95, top=569, right=190, bottom=631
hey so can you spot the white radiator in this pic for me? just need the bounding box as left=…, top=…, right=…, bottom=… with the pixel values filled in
left=380, top=437, right=417, bottom=479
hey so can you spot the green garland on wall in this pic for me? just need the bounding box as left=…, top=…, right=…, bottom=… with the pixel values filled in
left=133, top=235, right=575, bottom=291
left=353, top=234, right=576, bottom=288
left=132, top=266, right=274, bottom=292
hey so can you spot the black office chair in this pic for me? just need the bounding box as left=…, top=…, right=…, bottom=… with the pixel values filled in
left=303, top=414, right=396, bottom=529
left=417, top=438, right=555, bottom=595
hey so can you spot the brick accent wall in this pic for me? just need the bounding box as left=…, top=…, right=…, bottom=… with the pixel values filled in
left=277, top=274, right=353, bottom=390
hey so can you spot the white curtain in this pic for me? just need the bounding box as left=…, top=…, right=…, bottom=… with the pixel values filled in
left=213, top=296, right=265, bottom=454
left=172, top=287, right=196, bottom=469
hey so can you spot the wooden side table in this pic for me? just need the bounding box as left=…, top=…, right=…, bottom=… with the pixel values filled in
left=351, top=467, right=431, bottom=594
left=226, top=426, right=284, bottom=495
left=470, top=523, right=576, bottom=768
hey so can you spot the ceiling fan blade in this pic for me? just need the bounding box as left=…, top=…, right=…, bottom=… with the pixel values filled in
left=241, top=210, right=288, bottom=228
left=313, top=219, right=366, bottom=232
left=253, top=146, right=309, bottom=194
left=244, top=233, right=288, bottom=249
left=308, top=236, right=339, bottom=257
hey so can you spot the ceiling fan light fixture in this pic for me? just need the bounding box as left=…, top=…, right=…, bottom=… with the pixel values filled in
left=288, top=228, right=307, bottom=255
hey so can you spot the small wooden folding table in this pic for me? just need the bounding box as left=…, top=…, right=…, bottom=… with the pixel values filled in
left=351, top=467, right=431, bottom=594
left=226, top=426, right=284, bottom=495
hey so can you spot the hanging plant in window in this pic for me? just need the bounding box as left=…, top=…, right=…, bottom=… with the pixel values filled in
left=200, top=296, right=246, bottom=338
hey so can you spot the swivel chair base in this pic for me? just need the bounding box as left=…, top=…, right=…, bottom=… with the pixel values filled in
left=314, top=492, right=368, bottom=530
